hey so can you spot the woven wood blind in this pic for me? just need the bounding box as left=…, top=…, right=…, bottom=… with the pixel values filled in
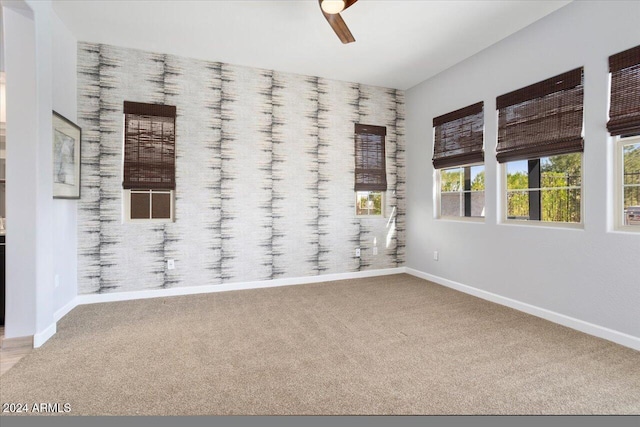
left=432, top=102, right=484, bottom=169
left=496, top=68, right=584, bottom=163
left=123, top=102, right=177, bottom=190
left=608, top=45, right=640, bottom=136
left=354, top=124, right=387, bottom=191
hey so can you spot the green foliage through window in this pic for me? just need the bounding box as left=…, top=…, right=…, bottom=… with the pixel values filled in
left=506, top=153, right=582, bottom=223
left=356, top=191, right=383, bottom=216
left=440, top=165, right=485, bottom=218
left=623, top=142, right=640, bottom=211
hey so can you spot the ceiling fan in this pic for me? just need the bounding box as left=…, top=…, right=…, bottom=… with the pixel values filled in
left=318, top=0, right=359, bottom=44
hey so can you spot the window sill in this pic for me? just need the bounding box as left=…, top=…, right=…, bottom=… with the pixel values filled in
left=500, top=219, right=584, bottom=231
left=124, top=219, right=174, bottom=224
left=355, top=215, right=385, bottom=219
left=437, top=216, right=485, bottom=224
left=611, top=226, right=640, bottom=234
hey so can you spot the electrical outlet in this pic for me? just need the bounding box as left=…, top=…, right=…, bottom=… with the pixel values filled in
left=167, top=259, right=175, bottom=270
left=355, top=248, right=361, bottom=257
left=433, top=251, right=439, bottom=261
left=373, top=247, right=378, bottom=255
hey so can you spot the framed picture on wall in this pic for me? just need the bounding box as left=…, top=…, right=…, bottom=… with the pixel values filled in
left=52, top=111, right=81, bottom=199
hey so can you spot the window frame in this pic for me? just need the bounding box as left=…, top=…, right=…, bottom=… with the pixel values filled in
left=123, top=189, right=175, bottom=223
left=436, top=162, right=485, bottom=222
left=502, top=153, right=584, bottom=228
left=355, top=190, right=385, bottom=218
left=353, top=123, right=387, bottom=219
left=122, top=102, right=177, bottom=224
left=616, top=134, right=640, bottom=231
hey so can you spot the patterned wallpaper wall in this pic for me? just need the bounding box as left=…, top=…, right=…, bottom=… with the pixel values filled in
left=77, top=42, right=405, bottom=294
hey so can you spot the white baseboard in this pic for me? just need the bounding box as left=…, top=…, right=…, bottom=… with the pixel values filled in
left=405, top=267, right=640, bottom=351
left=23, top=299, right=80, bottom=348
left=33, top=322, right=57, bottom=348
left=76, top=267, right=407, bottom=306
left=54, top=297, right=79, bottom=322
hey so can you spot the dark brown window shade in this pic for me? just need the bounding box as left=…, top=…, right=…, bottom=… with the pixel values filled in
left=354, top=124, right=387, bottom=191
left=152, top=193, right=172, bottom=219
left=432, top=102, right=484, bottom=169
left=496, top=68, right=584, bottom=163
left=130, top=192, right=151, bottom=219
left=123, top=101, right=176, bottom=190
left=608, top=45, right=640, bottom=136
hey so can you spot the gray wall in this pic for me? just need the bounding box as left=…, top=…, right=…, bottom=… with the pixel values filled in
left=406, top=1, right=640, bottom=338
left=52, top=9, right=78, bottom=315
left=3, top=0, right=78, bottom=340
left=77, top=42, right=405, bottom=294
left=4, top=1, right=41, bottom=338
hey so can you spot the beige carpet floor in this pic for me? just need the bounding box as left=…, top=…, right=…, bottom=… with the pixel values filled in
left=1, top=274, right=639, bottom=415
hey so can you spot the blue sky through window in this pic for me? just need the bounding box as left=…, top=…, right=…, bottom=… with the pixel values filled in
left=507, top=159, right=528, bottom=175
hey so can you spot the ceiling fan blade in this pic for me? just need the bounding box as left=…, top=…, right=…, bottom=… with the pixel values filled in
left=343, top=0, right=358, bottom=11
left=324, top=13, right=355, bottom=44
left=318, top=1, right=355, bottom=44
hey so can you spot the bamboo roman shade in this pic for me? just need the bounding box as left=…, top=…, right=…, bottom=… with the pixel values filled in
left=496, top=68, right=584, bottom=163
left=608, top=45, right=640, bottom=136
left=123, top=101, right=177, bottom=190
left=354, top=124, right=387, bottom=191
left=432, top=102, right=484, bottom=169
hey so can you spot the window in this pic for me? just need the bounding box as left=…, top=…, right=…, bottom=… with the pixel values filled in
left=497, top=68, right=584, bottom=224
left=354, top=124, right=387, bottom=217
left=618, top=136, right=640, bottom=228
left=123, top=101, right=176, bottom=222
left=440, top=165, right=485, bottom=218
left=506, top=154, right=582, bottom=223
left=356, top=191, right=383, bottom=216
left=124, top=189, right=174, bottom=221
left=432, top=102, right=485, bottom=219
left=608, top=45, right=640, bottom=229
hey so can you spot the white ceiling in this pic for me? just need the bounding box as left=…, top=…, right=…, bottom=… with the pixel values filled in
left=52, top=0, right=572, bottom=90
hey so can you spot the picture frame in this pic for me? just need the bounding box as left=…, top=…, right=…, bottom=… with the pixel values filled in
left=52, top=111, right=81, bottom=199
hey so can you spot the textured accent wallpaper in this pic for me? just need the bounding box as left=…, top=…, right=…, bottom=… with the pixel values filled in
left=77, top=42, right=405, bottom=294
